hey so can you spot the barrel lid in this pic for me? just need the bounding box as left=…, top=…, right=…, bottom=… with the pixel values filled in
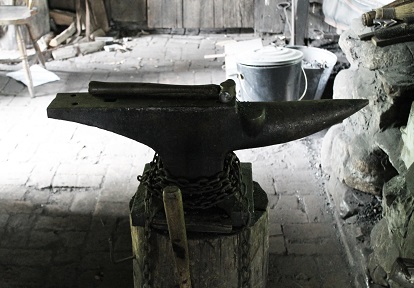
left=237, top=46, right=303, bottom=66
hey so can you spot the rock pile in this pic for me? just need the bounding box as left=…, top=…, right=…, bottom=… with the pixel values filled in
left=321, top=19, right=414, bottom=286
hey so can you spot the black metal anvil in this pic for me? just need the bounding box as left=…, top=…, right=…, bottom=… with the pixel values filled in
left=47, top=80, right=367, bottom=180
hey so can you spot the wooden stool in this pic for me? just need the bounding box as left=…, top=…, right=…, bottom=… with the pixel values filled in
left=0, top=2, right=46, bottom=97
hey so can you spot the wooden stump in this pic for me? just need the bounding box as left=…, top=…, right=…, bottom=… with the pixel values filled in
left=130, top=208, right=269, bottom=288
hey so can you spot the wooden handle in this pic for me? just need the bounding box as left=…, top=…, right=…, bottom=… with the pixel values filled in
left=163, top=186, right=192, bottom=288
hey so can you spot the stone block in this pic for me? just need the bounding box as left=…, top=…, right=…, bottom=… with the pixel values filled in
left=100, top=181, right=136, bottom=203
left=269, top=223, right=283, bottom=236
left=94, top=201, right=130, bottom=218
left=0, top=213, right=9, bottom=229
left=375, top=128, right=406, bottom=175
left=34, top=215, right=91, bottom=232
left=269, top=235, right=286, bottom=255
left=321, top=273, right=353, bottom=288
left=286, top=239, right=340, bottom=256
left=0, top=249, right=52, bottom=267
left=0, top=265, right=47, bottom=287
left=0, top=185, right=27, bottom=200
left=84, top=218, right=116, bottom=252
left=339, top=20, right=414, bottom=70
left=52, top=173, right=78, bottom=188
left=370, top=218, right=400, bottom=274
left=0, top=200, right=41, bottom=215
left=24, top=189, right=50, bottom=205
left=46, top=264, right=78, bottom=288
left=402, top=214, right=414, bottom=259
left=28, top=230, right=60, bottom=248
left=326, top=177, right=376, bottom=219
left=69, top=190, right=99, bottom=214
left=52, top=248, right=81, bottom=265
left=78, top=268, right=133, bottom=288
left=1, top=230, right=30, bottom=248
left=401, top=103, right=414, bottom=169
left=269, top=208, right=309, bottom=224
left=383, top=173, right=413, bottom=241
left=0, top=163, right=33, bottom=186
left=43, top=190, right=74, bottom=216
left=302, top=195, right=328, bottom=223
left=269, top=254, right=318, bottom=277
left=283, top=223, right=335, bottom=241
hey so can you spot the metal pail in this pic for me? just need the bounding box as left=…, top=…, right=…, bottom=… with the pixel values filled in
left=237, top=46, right=304, bottom=102
left=289, top=46, right=337, bottom=100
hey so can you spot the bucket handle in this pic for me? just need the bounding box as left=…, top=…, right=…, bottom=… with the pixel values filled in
left=298, top=65, right=308, bottom=101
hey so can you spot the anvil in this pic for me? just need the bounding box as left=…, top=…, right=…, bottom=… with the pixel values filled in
left=47, top=80, right=368, bottom=180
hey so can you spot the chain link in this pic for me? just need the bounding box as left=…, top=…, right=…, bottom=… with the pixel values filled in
left=138, top=152, right=242, bottom=210
left=142, top=187, right=153, bottom=288
left=239, top=179, right=252, bottom=287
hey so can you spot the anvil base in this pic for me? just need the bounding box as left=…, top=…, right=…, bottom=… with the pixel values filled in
left=129, top=162, right=269, bottom=287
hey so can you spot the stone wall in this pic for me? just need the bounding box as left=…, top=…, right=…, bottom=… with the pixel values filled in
left=321, top=19, right=414, bottom=287
left=321, top=20, right=414, bottom=195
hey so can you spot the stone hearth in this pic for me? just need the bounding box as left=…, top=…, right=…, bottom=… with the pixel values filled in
left=321, top=19, right=414, bottom=287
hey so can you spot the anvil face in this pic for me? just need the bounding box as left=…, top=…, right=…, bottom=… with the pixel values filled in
left=47, top=82, right=368, bottom=179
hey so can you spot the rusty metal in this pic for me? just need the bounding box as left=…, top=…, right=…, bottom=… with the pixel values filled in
left=47, top=79, right=367, bottom=180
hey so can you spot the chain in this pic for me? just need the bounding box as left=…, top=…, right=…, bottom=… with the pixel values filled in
left=239, top=180, right=252, bottom=287
left=138, top=152, right=242, bottom=210
left=142, top=187, right=153, bottom=288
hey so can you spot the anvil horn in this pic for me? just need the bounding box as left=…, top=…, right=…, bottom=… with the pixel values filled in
left=47, top=81, right=368, bottom=179
left=235, top=99, right=368, bottom=150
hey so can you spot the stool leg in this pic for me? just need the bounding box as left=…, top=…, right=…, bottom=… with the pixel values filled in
left=26, top=24, right=46, bottom=68
left=16, top=25, right=34, bottom=97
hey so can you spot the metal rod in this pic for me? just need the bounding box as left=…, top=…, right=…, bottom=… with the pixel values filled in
left=108, top=236, right=135, bottom=264
left=163, top=186, right=192, bottom=288
left=291, top=0, right=296, bottom=45
left=89, top=81, right=220, bottom=99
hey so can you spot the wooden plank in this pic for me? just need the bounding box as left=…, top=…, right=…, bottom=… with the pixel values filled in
left=213, top=0, right=224, bottom=28
left=160, top=0, right=183, bottom=28
left=89, top=0, right=110, bottom=32
left=200, top=0, right=214, bottom=28
left=147, top=0, right=163, bottom=28
left=110, top=0, right=146, bottom=24
left=183, top=0, right=214, bottom=28
left=183, top=0, right=200, bottom=28
left=223, top=0, right=241, bottom=28
left=254, top=0, right=285, bottom=34
left=49, top=9, right=76, bottom=26
left=240, top=0, right=254, bottom=28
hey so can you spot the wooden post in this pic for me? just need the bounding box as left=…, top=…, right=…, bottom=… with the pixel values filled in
left=15, top=25, right=34, bottom=97
left=131, top=208, right=268, bottom=288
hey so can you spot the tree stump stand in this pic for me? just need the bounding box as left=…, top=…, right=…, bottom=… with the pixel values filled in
left=130, top=163, right=269, bottom=288
left=130, top=208, right=268, bottom=288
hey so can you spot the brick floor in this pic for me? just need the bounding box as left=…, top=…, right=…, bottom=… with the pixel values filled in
left=0, top=33, right=354, bottom=287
